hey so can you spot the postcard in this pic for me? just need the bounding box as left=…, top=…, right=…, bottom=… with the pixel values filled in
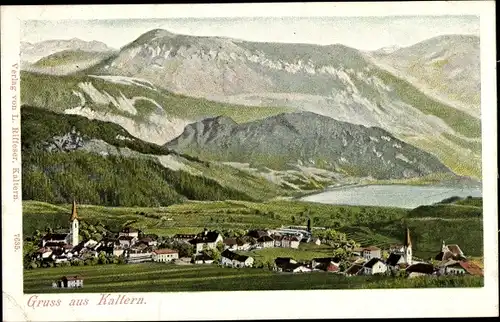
left=1, top=2, right=498, bottom=321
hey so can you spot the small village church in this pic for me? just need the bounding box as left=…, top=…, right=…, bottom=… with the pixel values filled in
left=41, top=200, right=80, bottom=248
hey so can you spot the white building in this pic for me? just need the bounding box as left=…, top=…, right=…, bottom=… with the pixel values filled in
left=189, top=230, right=223, bottom=254
left=119, top=227, right=139, bottom=239
left=362, top=258, right=387, bottom=275
left=152, top=249, right=179, bottom=263
left=220, top=250, right=254, bottom=268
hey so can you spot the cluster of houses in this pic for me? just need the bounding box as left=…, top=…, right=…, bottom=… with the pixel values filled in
left=340, top=229, right=483, bottom=278
left=39, top=202, right=483, bottom=288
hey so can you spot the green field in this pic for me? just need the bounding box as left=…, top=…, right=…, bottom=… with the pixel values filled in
left=23, top=262, right=483, bottom=293
left=238, top=244, right=335, bottom=264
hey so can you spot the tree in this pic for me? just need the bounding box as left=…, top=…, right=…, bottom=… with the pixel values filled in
left=266, top=261, right=276, bottom=271
left=216, top=241, right=225, bottom=252
left=204, top=248, right=221, bottom=262
left=97, top=251, right=108, bottom=265
left=174, top=242, right=194, bottom=258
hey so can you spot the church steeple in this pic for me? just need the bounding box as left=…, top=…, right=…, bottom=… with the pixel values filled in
left=70, top=200, right=79, bottom=221
left=403, top=227, right=412, bottom=265
left=69, top=200, right=79, bottom=246
left=404, top=227, right=412, bottom=247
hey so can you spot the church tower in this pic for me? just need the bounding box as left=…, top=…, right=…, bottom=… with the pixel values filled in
left=69, top=200, right=79, bottom=246
left=403, top=227, right=412, bottom=265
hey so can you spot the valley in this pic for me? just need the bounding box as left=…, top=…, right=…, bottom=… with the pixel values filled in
left=19, top=26, right=484, bottom=292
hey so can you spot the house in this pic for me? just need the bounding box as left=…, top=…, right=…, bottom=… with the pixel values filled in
left=386, top=253, right=408, bottom=272
left=173, top=234, right=196, bottom=243
left=193, top=253, right=214, bottom=264
left=118, top=236, right=136, bottom=248
left=315, top=262, right=340, bottom=273
left=362, top=258, right=387, bottom=275
left=41, top=233, right=70, bottom=248
left=345, top=264, right=364, bottom=276
left=53, top=276, right=83, bottom=289
left=312, top=238, right=321, bottom=246
left=138, top=237, right=157, bottom=247
left=457, top=261, right=483, bottom=276
left=223, top=238, right=238, bottom=250
left=119, top=227, right=139, bottom=239
left=311, top=257, right=341, bottom=269
left=152, top=249, right=179, bottom=263
left=272, top=235, right=283, bottom=247
left=360, top=246, right=382, bottom=261
left=83, top=239, right=99, bottom=249
left=406, top=263, right=435, bottom=278
left=281, top=263, right=311, bottom=273
left=113, top=247, right=125, bottom=257
left=189, top=229, right=223, bottom=253
left=100, top=238, right=120, bottom=247
left=435, top=241, right=466, bottom=261
left=257, top=235, right=274, bottom=248
left=126, top=251, right=152, bottom=264
left=438, top=260, right=482, bottom=276
left=236, top=237, right=253, bottom=251
left=281, top=236, right=300, bottom=249
left=220, top=250, right=254, bottom=268
left=36, top=247, right=53, bottom=260
left=247, top=230, right=269, bottom=240
left=389, top=244, right=405, bottom=254
left=274, top=257, right=298, bottom=272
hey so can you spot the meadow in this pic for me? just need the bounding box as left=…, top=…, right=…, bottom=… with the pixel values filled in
left=23, top=262, right=483, bottom=294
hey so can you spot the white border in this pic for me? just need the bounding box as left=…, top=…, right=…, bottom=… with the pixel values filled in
left=1, top=2, right=498, bottom=321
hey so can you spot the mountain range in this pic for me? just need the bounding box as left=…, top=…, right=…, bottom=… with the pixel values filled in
left=19, top=29, right=482, bottom=204
left=21, top=39, right=116, bottom=75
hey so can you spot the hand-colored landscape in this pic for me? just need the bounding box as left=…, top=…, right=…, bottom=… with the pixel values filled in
left=21, top=16, right=483, bottom=292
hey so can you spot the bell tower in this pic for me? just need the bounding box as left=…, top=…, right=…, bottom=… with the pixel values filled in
left=69, top=200, right=79, bottom=246
left=403, top=227, right=412, bottom=265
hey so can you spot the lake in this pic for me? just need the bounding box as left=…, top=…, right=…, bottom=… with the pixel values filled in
left=300, top=184, right=482, bottom=209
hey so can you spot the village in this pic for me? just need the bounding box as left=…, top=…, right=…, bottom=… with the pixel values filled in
left=30, top=202, right=483, bottom=289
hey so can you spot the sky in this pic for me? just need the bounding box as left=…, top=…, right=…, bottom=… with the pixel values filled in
left=21, top=16, right=479, bottom=51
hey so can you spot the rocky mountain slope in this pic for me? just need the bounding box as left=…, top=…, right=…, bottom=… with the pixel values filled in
left=20, top=71, right=291, bottom=146
left=21, top=30, right=482, bottom=179
left=367, top=34, right=480, bottom=118
left=165, top=112, right=452, bottom=180
left=81, top=29, right=481, bottom=178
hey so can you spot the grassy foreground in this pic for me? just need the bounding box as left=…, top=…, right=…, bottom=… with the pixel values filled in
left=24, top=263, right=483, bottom=293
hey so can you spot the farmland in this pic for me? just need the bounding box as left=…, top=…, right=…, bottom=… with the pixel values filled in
left=23, top=262, right=483, bottom=294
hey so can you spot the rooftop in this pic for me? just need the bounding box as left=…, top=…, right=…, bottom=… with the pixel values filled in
left=364, top=258, right=384, bottom=268
left=221, top=249, right=251, bottom=262
left=190, top=231, right=221, bottom=244
left=406, top=263, right=434, bottom=274
left=153, top=249, right=178, bottom=255
left=345, top=264, right=364, bottom=275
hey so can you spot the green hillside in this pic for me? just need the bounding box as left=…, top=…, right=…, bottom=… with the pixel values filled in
left=21, top=106, right=288, bottom=207
left=32, top=50, right=113, bottom=68
left=20, top=71, right=293, bottom=124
